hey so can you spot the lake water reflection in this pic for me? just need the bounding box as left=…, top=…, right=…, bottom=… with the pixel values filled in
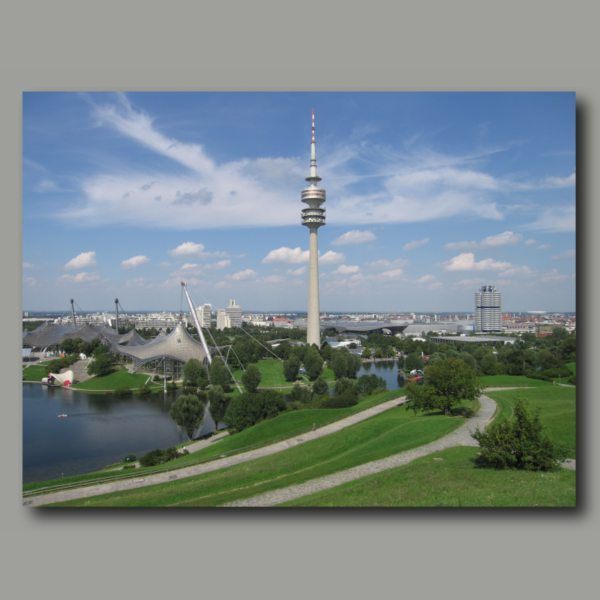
left=23, top=384, right=218, bottom=484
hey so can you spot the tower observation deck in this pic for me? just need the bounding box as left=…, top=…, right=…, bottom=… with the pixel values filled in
left=302, top=111, right=325, bottom=347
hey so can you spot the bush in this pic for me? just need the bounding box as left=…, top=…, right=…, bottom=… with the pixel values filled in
left=139, top=446, right=180, bottom=467
left=224, top=390, right=287, bottom=433
left=167, top=382, right=177, bottom=391
left=472, top=397, right=566, bottom=471
left=321, top=393, right=358, bottom=409
left=309, top=394, right=330, bottom=409
left=286, top=401, right=305, bottom=412
left=312, top=376, right=329, bottom=396
left=568, top=375, right=576, bottom=386
left=115, top=385, right=133, bottom=396
left=153, top=375, right=160, bottom=382
left=138, top=384, right=151, bottom=395
left=542, top=366, right=572, bottom=379
left=524, top=370, right=552, bottom=383
left=290, top=383, right=312, bottom=404
left=123, top=454, right=137, bottom=462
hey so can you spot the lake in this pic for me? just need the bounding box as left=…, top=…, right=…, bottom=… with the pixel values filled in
left=22, top=384, right=218, bottom=484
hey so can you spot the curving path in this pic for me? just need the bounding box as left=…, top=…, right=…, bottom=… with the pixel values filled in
left=222, top=393, right=498, bottom=507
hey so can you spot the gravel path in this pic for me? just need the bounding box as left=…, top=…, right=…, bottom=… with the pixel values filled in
left=222, top=394, right=498, bottom=507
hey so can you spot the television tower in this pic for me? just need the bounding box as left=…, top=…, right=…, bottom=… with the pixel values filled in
left=301, top=111, right=326, bottom=347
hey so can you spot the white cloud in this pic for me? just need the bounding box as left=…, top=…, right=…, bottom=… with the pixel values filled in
left=262, top=247, right=344, bottom=265
left=287, top=266, right=307, bottom=276
left=453, top=278, right=486, bottom=287
left=415, top=275, right=436, bottom=283
left=332, top=265, right=360, bottom=275
left=34, top=179, right=61, bottom=192
left=551, top=249, right=576, bottom=260
left=366, top=258, right=410, bottom=270
left=168, top=242, right=207, bottom=258
left=404, top=238, right=430, bottom=251
left=541, top=173, right=576, bottom=187
left=444, top=231, right=523, bottom=252
left=525, top=239, right=536, bottom=245
left=57, top=272, right=100, bottom=283
left=207, top=260, right=231, bottom=270
left=537, top=244, right=550, bottom=250
left=23, top=263, right=35, bottom=269
left=320, top=251, right=345, bottom=264
left=441, top=253, right=514, bottom=272
left=331, top=230, right=376, bottom=245
left=428, top=282, right=443, bottom=290
left=121, top=255, right=150, bottom=270
left=158, top=261, right=171, bottom=268
left=169, top=263, right=204, bottom=278
left=263, top=247, right=308, bottom=264
left=527, top=206, right=576, bottom=232
left=227, top=269, right=257, bottom=281
left=215, top=281, right=230, bottom=289
left=541, top=269, right=570, bottom=282
left=498, top=266, right=536, bottom=278
left=380, top=269, right=404, bottom=278
left=64, top=251, right=97, bottom=271
left=262, top=275, right=284, bottom=284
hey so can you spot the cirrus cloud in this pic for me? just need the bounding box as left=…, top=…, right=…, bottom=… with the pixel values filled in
left=404, top=238, right=430, bottom=251
left=57, top=271, right=100, bottom=283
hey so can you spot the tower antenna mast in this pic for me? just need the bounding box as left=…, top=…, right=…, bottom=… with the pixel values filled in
left=301, top=110, right=326, bottom=346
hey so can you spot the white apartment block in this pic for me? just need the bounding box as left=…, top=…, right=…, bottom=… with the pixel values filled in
left=225, top=299, right=242, bottom=328
left=217, top=309, right=231, bottom=331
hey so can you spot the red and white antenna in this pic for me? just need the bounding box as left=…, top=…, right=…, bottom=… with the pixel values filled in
left=312, top=110, right=315, bottom=143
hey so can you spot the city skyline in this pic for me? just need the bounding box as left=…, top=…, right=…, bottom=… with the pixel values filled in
left=23, top=92, right=576, bottom=313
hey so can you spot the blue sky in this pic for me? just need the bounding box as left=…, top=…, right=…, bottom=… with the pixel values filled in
left=22, top=92, right=576, bottom=313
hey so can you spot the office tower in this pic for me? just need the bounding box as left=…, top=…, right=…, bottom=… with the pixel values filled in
left=216, top=309, right=231, bottom=331
left=195, top=303, right=212, bottom=328
left=475, top=285, right=502, bottom=332
left=225, top=299, right=242, bottom=328
left=301, top=111, right=326, bottom=347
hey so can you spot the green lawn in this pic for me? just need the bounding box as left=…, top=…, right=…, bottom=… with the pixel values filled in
left=566, top=362, right=576, bottom=376
left=230, top=359, right=336, bottom=391
left=22, top=364, right=51, bottom=382
left=70, top=366, right=162, bottom=392
left=279, top=446, right=576, bottom=507
left=479, top=374, right=553, bottom=388
left=485, top=385, right=576, bottom=458
left=23, top=389, right=405, bottom=492
left=45, top=399, right=474, bottom=506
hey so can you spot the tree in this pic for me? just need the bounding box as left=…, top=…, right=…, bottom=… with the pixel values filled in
left=184, top=358, right=208, bottom=389
left=87, top=353, right=114, bottom=377
left=405, top=352, right=424, bottom=372
left=290, top=383, right=312, bottom=404
left=208, top=385, right=228, bottom=428
left=59, top=338, right=76, bottom=355
left=331, top=351, right=348, bottom=379
left=225, top=390, right=286, bottom=433
left=346, top=354, right=363, bottom=378
left=303, top=347, right=324, bottom=380
left=334, top=377, right=356, bottom=397
left=458, top=353, right=477, bottom=370
left=472, top=396, right=566, bottom=470
left=169, top=393, right=207, bottom=441
left=210, top=359, right=231, bottom=392
left=357, top=374, right=387, bottom=396
left=406, top=358, right=482, bottom=416
left=312, top=376, right=329, bottom=396
left=283, top=355, right=301, bottom=382
left=480, top=354, right=499, bottom=375
left=362, top=347, right=372, bottom=359
left=242, top=364, right=262, bottom=393
left=560, top=335, right=576, bottom=362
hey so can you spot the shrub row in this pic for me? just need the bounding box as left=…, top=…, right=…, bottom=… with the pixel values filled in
left=139, top=447, right=189, bottom=467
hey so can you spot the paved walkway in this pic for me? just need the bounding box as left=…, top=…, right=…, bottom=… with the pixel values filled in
left=222, top=394, right=498, bottom=507
left=24, top=395, right=409, bottom=506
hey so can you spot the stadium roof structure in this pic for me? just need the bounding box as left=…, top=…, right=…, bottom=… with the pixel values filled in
left=108, top=322, right=212, bottom=373
left=22, top=322, right=149, bottom=349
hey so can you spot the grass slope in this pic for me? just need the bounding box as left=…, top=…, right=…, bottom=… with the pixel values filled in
left=485, top=385, right=576, bottom=458
left=23, top=389, right=404, bottom=491
left=46, top=401, right=473, bottom=506
left=479, top=375, right=553, bottom=388
left=70, top=366, right=162, bottom=391
left=22, top=364, right=50, bottom=382
left=279, top=446, right=576, bottom=507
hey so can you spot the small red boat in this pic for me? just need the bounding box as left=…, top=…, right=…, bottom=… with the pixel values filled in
left=58, top=414, right=67, bottom=418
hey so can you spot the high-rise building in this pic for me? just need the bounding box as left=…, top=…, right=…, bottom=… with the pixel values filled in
left=301, top=111, right=326, bottom=347
left=195, top=304, right=212, bottom=328
left=225, top=299, right=242, bottom=328
left=475, top=285, right=502, bottom=332
left=216, top=309, right=231, bottom=331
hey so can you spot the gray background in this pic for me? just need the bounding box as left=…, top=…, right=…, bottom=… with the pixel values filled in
left=1, top=2, right=593, bottom=599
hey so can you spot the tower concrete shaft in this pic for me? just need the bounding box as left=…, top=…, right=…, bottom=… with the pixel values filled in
left=302, top=111, right=326, bottom=347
